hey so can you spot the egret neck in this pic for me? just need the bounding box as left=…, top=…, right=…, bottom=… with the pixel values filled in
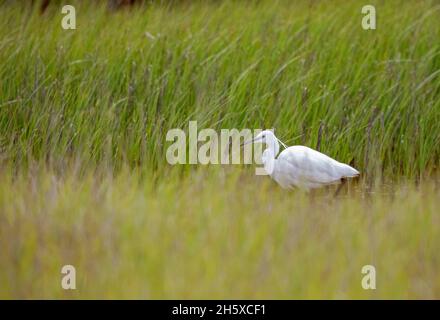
left=261, top=134, right=280, bottom=176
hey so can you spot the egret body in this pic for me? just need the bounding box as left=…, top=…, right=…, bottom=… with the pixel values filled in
left=243, top=130, right=359, bottom=190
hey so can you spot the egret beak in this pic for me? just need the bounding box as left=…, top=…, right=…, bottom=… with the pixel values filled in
left=240, top=139, right=254, bottom=147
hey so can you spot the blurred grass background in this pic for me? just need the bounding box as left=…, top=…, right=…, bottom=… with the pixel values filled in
left=0, top=0, right=439, bottom=298
left=1, top=168, right=439, bottom=298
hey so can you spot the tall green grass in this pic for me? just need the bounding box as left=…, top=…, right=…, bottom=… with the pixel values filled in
left=0, top=0, right=439, bottom=178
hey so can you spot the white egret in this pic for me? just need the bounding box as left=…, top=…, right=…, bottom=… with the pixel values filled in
left=242, top=130, right=360, bottom=190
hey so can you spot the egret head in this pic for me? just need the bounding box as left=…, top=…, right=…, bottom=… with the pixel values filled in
left=241, top=130, right=276, bottom=146
left=241, top=130, right=282, bottom=157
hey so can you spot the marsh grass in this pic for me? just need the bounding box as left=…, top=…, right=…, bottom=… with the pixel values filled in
left=0, top=0, right=439, bottom=298
left=0, top=167, right=439, bottom=299
left=0, top=0, right=439, bottom=178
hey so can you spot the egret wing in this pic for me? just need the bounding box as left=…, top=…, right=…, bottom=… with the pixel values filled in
left=276, top=146, right=358, bottom=188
